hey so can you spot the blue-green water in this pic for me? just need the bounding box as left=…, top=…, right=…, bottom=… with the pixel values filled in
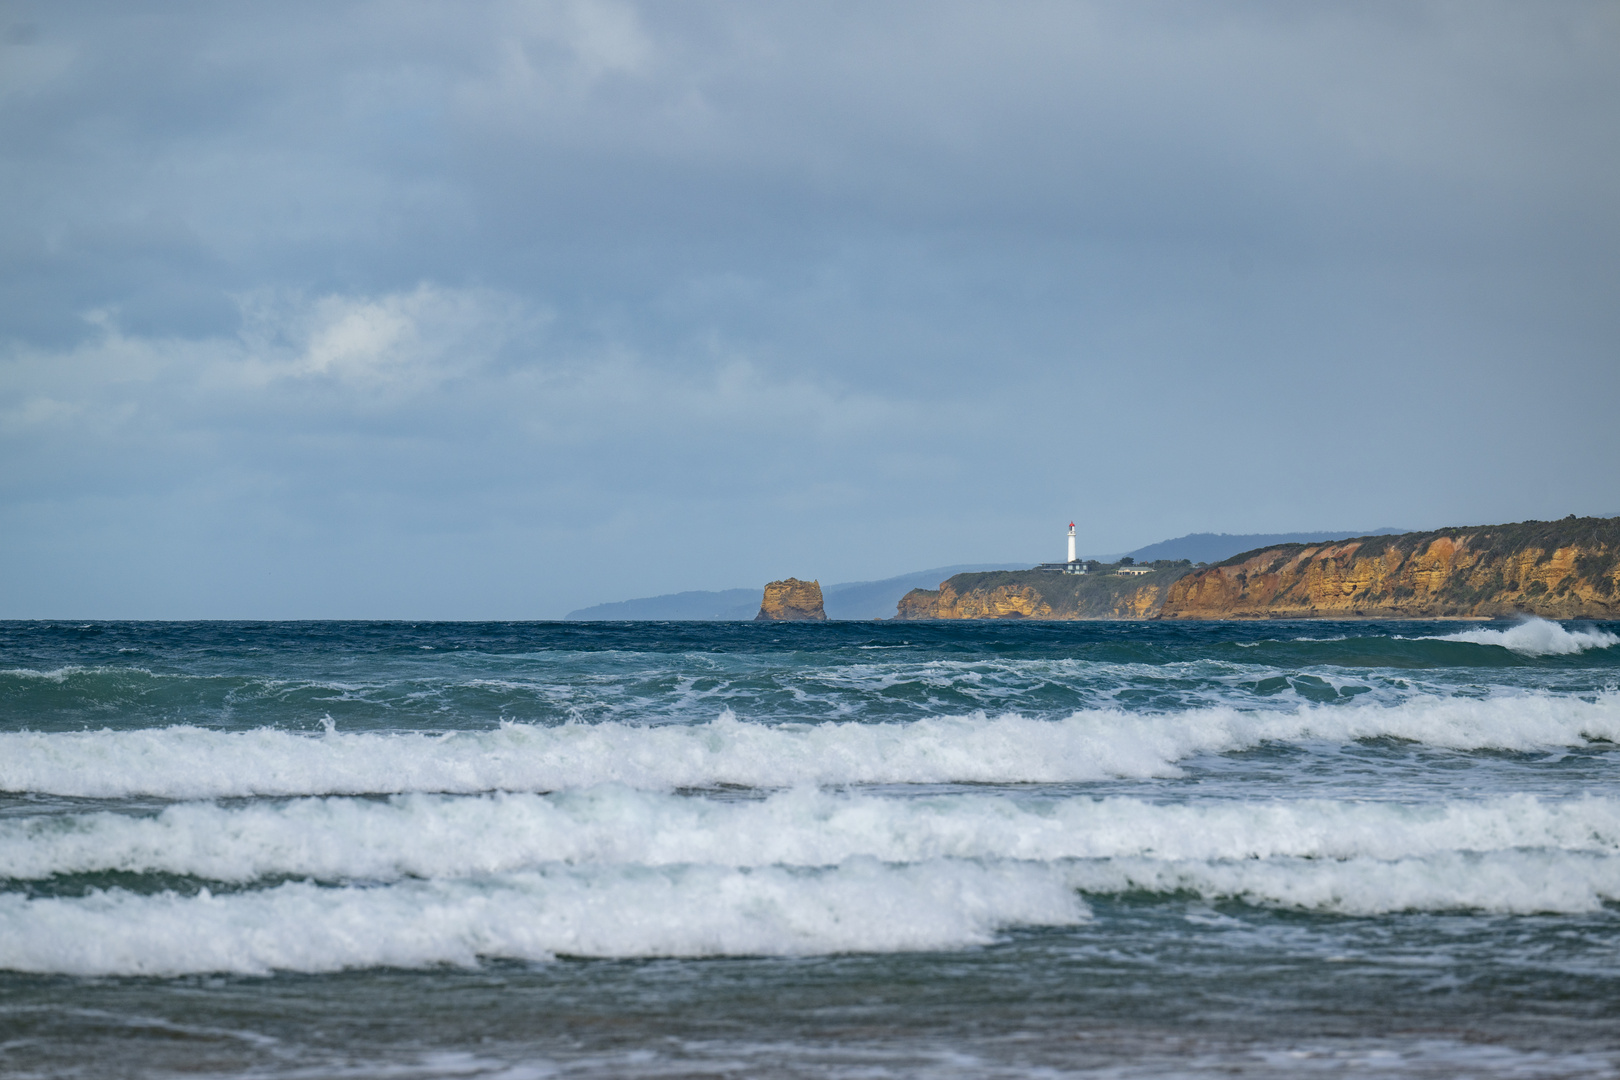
left=2, top=618, right=1618, bottom=1077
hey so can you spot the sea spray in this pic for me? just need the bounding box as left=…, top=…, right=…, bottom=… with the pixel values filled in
left=1430, top=617, right=1620, bottom=656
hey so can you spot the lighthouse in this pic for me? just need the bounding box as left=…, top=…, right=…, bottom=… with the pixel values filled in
left=1036, top=521, right=1088, bottom=574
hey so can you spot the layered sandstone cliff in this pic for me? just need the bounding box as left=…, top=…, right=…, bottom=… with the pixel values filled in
left=1161, top=517, right=1620, bottom=619
left=895, top=566, right=1188, bottom=620
left=756, top=578, right=828, bottom=621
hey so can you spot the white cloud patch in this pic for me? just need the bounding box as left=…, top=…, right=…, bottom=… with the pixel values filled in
left=292, top=297, right=416, bottom=380
left=226, top=286, right=531, bottom=396
left=0, top=285, right=921, bottom=473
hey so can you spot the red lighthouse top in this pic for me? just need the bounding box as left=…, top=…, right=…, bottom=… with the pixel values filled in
left=1068, top=522, right=1075, bottom=529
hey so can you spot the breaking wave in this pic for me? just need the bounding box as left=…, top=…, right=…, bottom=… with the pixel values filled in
left=1430, top=617, right=1620, bottom=656
left=4, top=692, right=1618, bottom=798
left=5, top=789, right=1616, bottom=883
left=6, top=785, right=1620, bottom=975
left=0, top=860, right=1087, bottom=976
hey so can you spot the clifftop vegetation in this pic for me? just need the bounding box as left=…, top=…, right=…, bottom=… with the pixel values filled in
left=895, top=562, right=1192, bottom=620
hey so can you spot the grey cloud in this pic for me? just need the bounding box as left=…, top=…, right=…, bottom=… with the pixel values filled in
left=1, top=0, right=1617, bottom=616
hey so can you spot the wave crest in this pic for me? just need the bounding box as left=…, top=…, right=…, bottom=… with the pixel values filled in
left=5, top=790, right=1618, bottom=883
left=3, top=692, right=1617, bottom=798
left=1432, top=618, right=1620, bottom=656
left=0, top=860, right=1087, bottom=976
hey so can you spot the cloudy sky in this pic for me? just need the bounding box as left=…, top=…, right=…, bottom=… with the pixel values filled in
left=2, top=1, right=1617, bottom=618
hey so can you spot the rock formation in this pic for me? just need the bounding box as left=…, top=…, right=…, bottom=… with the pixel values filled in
left=1160, top=516, right=1620, bottom=619
left=756, top=578, right=828, bottom=621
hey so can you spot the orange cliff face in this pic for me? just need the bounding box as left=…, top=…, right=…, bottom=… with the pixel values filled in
left=755, top=578, right=828, bottom=621
left=1161, top=519, right=1620, bottom=619
left=895, top=588, right=944, bottom=620
left=926, top=580, right=1056, bottom=620
left=894, top=569, right=1185, bottom=620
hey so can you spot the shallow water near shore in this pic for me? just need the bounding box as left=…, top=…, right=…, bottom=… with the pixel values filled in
left=2, top=617, right=1618, bottom=1077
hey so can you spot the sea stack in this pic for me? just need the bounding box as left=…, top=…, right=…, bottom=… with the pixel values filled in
left=756, top=578, right=828, bottom=621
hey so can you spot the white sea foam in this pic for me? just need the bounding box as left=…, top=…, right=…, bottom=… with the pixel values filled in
left=0, top=860, right=1088, bottom=976
left=2, top=692, right=1617, bottom=798
left=5, top=790, right=1617, bottom=883
left=1431, top=617, right=1620, bottom=656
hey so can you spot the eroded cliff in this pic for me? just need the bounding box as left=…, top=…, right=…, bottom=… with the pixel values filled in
left=894, top=567, right=1188, bottom=620
left=756, top=578, right=828, bottom=621
left=1161, top=517, right=1620, bottom=619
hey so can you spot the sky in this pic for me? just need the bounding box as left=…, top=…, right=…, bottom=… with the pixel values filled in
left=2, top=0, right=1617, bottom=618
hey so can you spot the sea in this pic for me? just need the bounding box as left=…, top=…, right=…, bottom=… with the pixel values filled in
left=2, top=617, right=1619, bottom=1078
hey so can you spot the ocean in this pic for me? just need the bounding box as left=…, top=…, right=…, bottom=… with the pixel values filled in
left=1, top=617, right=1618, bottom=1078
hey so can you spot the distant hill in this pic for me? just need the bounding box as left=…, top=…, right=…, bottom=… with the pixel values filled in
left=564, top=588, right=763, bottom=621
left=564, top=564, right=1027, bottom=621
left=1125, top=529, right=1405, bottom=565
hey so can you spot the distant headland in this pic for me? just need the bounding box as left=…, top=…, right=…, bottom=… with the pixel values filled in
left=896, top=516, right=1620, bottom=620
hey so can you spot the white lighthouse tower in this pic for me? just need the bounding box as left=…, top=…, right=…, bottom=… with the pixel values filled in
left=1038, top=521, right=1088, bottom=573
